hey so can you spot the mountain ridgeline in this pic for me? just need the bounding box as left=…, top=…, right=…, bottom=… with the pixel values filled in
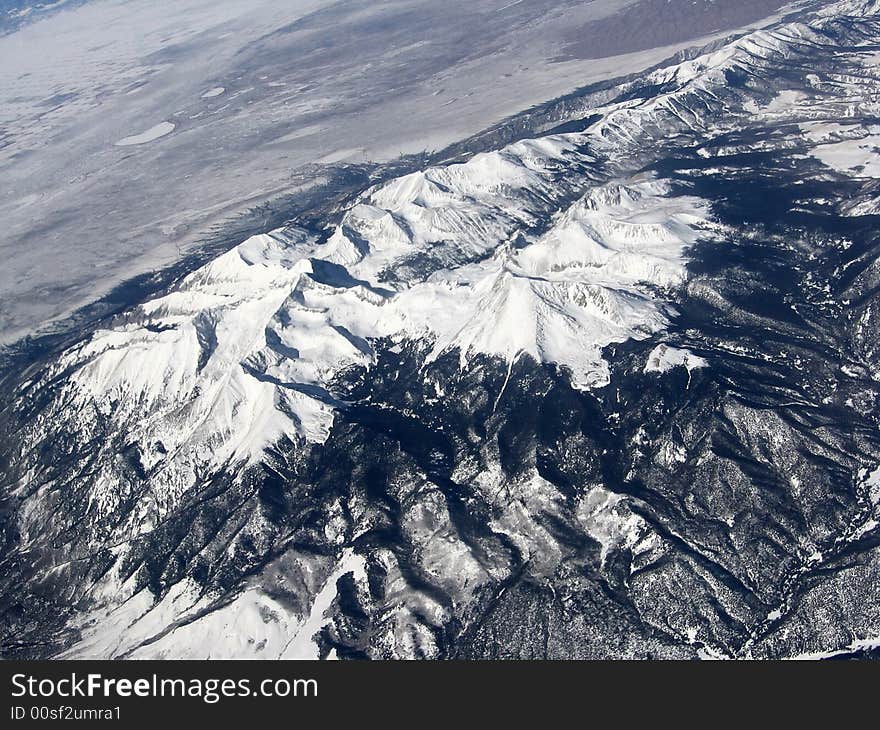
left=2, top=0, right=880, bottom=659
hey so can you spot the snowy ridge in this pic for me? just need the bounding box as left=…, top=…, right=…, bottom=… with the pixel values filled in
left=53, top=171, right=712, bottom=534
left=41, top=0, right=880, bottom=529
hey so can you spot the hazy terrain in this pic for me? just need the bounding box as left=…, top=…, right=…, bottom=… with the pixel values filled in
left=0, top=0, right=793, bottom=344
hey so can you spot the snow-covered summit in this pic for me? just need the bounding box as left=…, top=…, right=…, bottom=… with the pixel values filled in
left=46, top=0, right=880, bottom=529
left=59, top=168, right=712, bottom=531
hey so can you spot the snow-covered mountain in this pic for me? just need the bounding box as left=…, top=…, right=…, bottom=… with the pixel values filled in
left=2, top=0, right=880, bottom=659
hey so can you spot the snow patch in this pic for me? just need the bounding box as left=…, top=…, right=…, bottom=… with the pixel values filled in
left=281, top=549, right=367, bottom=659
left=645, top=344, right=708, bottom=374
left=790, top=636, right=880, bottom=660
left=802, top=123, right=880, bottom=179
left=63, top=549, right=368, bottom=659
left=576, top=485, right=648, bottom=564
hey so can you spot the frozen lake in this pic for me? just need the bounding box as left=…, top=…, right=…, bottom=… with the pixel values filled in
left=115, top=121, right=176, bottom=146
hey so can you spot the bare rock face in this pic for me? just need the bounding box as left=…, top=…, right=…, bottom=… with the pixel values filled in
left=2, top=0, right=880, bottom=660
